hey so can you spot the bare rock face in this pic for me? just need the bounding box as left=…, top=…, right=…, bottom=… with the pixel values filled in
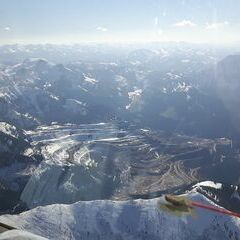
left=0, top=122, right=41, bottom=214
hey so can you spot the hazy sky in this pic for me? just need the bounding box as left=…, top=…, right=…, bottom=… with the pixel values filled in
left=0, top=0, right=240, bottom=44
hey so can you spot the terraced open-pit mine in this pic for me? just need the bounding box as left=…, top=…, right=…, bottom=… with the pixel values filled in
left=17, top=122, right=237, bottom=210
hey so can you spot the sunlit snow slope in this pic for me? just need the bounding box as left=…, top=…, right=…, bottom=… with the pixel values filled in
left=1, top=191, right=240, bottom=240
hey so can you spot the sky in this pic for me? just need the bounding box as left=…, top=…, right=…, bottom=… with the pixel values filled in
left=0, top=0, right=240, bottom=45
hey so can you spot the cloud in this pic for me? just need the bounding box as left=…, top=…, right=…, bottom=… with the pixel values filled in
left=4, top=26, right=11, bottom=31
left=173, top=20, right=196, bottom=27
left=205, top=21, right=229, bottom=30
left=96, top=26, right=108, bottom=32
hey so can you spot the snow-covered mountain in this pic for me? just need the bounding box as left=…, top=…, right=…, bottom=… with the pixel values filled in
left=0, top=43, right=232, bottom=65
left=17, top=123, right=236, bottom=210
left=0, top=44, right=240, bottom=239
left=0, top=49, right=236, bottom=138
left=0, top=121, right=237, bottom=216
left=0, top=189, right=239, bottom=240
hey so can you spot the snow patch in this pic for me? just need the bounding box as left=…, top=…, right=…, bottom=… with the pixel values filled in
left=193, top=181, right=223, bottom=189
left=83, top=74, right=98, bottom=84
